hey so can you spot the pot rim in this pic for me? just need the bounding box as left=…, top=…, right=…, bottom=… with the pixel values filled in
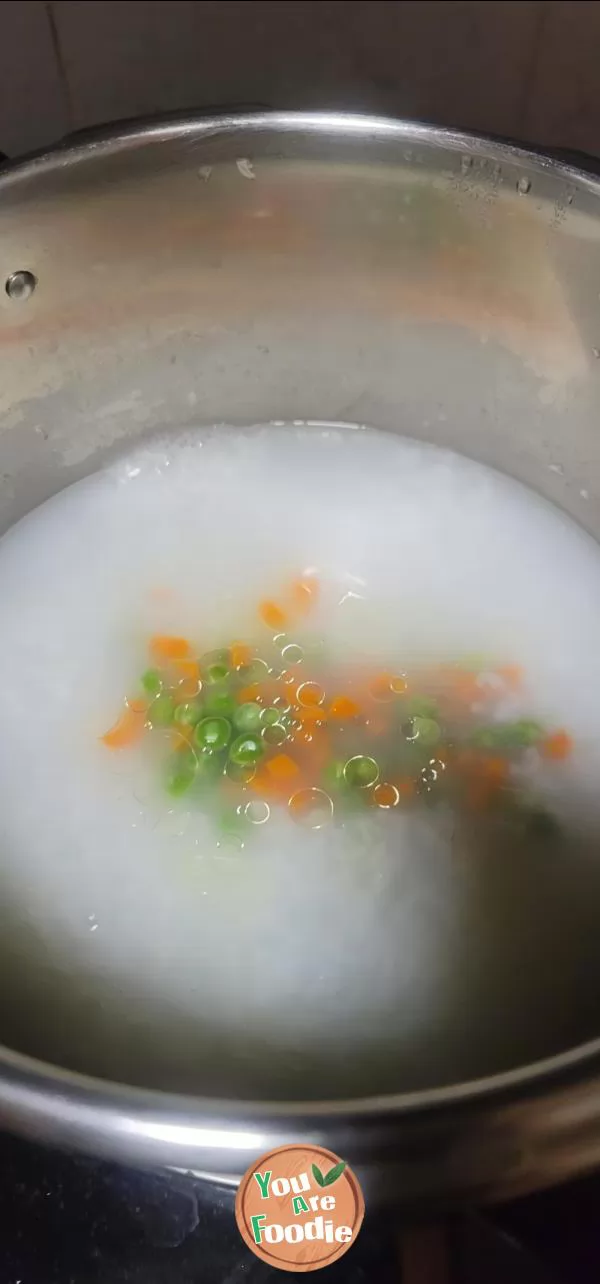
left=3, top=1029, right=600, bottom=1119
left=2, top=108, right=600, bottom=198
left=2, top=111, right=600, bottom=1181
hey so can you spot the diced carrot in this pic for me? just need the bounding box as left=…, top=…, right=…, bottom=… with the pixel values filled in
left=247, top=766, right=267, bottom=791
left=284, top=685, right=300, bottom=708
left=300, top=728, right=331, bottom=770
left=171, top=658, right=200, bottom=699
left=238, top=683, right=262, bottom=703
left=230, top=641, right=251, bottom=670
left=149, top=634, right=191, bottom=662
left=451, top=673, right=480, bottom=705
left=259, top=679, right=283, bottom=706
left=329, top=695, right=361, bottom=720
left=496, top=664, right=523, bottom=690
left=454, top=748, right=478, bottom=774
left=280, top=669, right=299, bottom=687
left=454, top=750, right=507, bottom=792
left=175, top=683, right=198, bottom=703
left=368, top=673, right=395, bottom=703
left=126, top=698, right=147, bottom=714
left=266, top=753, right=300, bottom=782
left=372, top=782, right=399, bottom=809
left=480, top=756, right=509, bottom=784
left=288, top=724, right=312, bottom=749
left=460, top=753, right=509, bottom=808
left=288, top=786, right=333, bottom=823
left=296, top=681, right=324, bottom=708
left=172, top=658, right=199, bottom=683
left=291, top=577, right=318, bottom=615
left=259, top=600, right=287, bottom=631
left=249, top=766, right=295, bottom=802
left=396, top=777, right=416, bottom=801
left=297, top=705, right=327, bottom=725
left=366, top=713, right=391, bottom=739
left=248, top=767, right=279, bottom=799
left=540, top=730, right=573, bottom=761
left=435, top=672, right=480, bottom=713
left=101, top=701, right=147, bottom=749
left=239, top=677, right=279, bottom=708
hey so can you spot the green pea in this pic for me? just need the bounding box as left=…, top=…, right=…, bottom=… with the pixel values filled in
left=141, top=668, right=163, bottom=697
left=174, top=700, right=203, bottom=727
left=343, top=755, right=379, bottom=788
left=226, top=759, right=257, bottom=784
left=337, top=784, right=369, bottom=814
left=206, top=662, right=229, bottom=685
left=201, top=650, right=231, bottom=685
left=470, top=726, right=499, bottom=749
left=262, top=722, right=287, bottom=746
left=412, top=716, right=441, bottom=746
left=203, top=647, right=230, bottom=663
left=229, top=733, right=264, bottom=767
left=149, top=693, right=175, bottom=727
left=407, top=695, right=439, bottom=719
left=260, top=706, right=281, bottom=727
left=165, top=749, right=197, bottom=797
left=203, top=686, right=236, bottom=717
left=194, top=717, right=232, bottom=752
left=493, top=726, right=519, bottom=749
left=219, top=809, right=245, bottom=837
left=273, top=694, right=292, bottom=714
left=234, top=702, right=262, bottom=732
left=471, top=720, right=543, bottom=751
left=196, top=749, right=227, bottom=783
left=238, top=658, right=269, bottom=685
left=510, top=719, right=544, bottom=747
left=321, top=760, right=347, bottom=792
left=217, top=807, right=247, bottom=850
left=166, top=768, right=195, bottom=797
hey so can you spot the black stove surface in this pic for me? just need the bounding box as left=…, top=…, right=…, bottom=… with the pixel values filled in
left=2, top=1131, right=598, bottom=1284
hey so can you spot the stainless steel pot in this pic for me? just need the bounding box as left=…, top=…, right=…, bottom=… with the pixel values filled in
left=2, top=112, right=600, bottom=1207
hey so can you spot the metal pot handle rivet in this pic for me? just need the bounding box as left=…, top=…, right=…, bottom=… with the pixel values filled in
left=5, top=270, right=37, bottom=301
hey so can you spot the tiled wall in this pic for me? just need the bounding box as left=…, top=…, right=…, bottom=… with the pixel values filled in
left=0, top=0, right=598, bottom=159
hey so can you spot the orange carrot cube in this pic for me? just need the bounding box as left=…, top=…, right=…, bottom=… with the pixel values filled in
left=266, top=753, right=300, bottom=781
left=230, top=641, right=251, bottom=669
left=100, top=701, right=147, bottom=749
left=149, top=635, right=191, bottom=662
left=238, top=683, right=262, bottom=703
left=540, top=730, right=573, bottom=760
left=259, top=600, right=287, bottom=631
left=329, top=695, right=361, bottom=720
left=496, top=664, right=523, bottom=690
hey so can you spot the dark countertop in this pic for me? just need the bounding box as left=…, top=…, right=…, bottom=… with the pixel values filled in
left=3, top=1130, right=600, bottom=1283
left=0, top=1134, right=399, bottom=1284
